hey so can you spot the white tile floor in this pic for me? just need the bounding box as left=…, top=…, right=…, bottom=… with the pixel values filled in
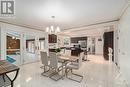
left=23, top=52, right=39, bottom=64
left=11, top=55, right=127, bottom=87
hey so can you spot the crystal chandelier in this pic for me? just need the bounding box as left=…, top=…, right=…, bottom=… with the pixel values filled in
left=46, top=16, right=60, bottom=34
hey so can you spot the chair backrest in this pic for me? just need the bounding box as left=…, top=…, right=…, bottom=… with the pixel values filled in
left=49, top=52, right=58, bottom=69
left=40, top=51, right=48, bottom=66
left=78, top=52, right=84, bottom=68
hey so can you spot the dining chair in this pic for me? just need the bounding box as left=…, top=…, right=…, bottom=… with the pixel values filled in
left=65, top=52, right=84, bottom=82
left=49, top=52, right=65, bottom=81
left=40, top=51, right=50, bottom=77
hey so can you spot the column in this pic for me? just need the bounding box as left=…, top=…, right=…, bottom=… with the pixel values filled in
left=0, top=25, right=6, bottom=60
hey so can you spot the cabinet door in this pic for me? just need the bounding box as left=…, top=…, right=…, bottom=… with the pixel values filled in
left=53, top=35, right=57, bottom=43
left=48, top=34, right=57, bottom=43
left=48, top=35, right=51, bottom=43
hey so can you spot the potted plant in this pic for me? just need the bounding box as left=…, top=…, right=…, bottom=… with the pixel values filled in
left=55, top=48, right=61, bottom=53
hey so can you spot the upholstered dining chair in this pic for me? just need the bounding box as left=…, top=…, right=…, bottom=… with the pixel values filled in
left=65, top=52, right=84, bottom=82
left=49, top=52, right=65, bottom=81
left=40, top=51, right=50, bottom=77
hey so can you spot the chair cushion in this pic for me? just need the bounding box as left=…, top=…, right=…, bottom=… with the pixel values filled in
left=66, top=63, right=79, bottom=69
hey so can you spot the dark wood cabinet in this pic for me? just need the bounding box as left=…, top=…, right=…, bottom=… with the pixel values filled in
left=71, top=38, right=78, bottom=43
left=49, top=49, right=56, bottom=52
left=71, top=37, right=87, bottom=43
left=71, top=49, right=83, bottom=56
left=48, top=34, right=57, bottom=43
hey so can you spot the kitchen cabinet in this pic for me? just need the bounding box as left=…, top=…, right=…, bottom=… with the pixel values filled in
left=48, top=34, right=57, bottom=43
left=71, top=37, right=87, bottom=43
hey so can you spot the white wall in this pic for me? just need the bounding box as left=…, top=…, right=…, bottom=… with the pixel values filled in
left=118, top=4, right=130, bottom=85
left=114, top=24, right=119, bottom=64
left=0, top=24, right=6, bottom=60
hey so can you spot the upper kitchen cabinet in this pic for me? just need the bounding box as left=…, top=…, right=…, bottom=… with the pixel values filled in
left=71, top=37, right=87, bottom=43
left=48, top=34, right=57, bottom=43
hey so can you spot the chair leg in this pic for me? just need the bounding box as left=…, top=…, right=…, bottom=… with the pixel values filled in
left=65, top=68, right=67, bottom=77
left=66, top=68, right=83, bottom=83
left=49, top=69, right=63, bottom=81
left=42, top=66, right=49, bottom=72
left=71, top=72, right=83, bottom=82
left=41, top=66, right=50, bottom=77
left=65, top=68, right=69, bottom=77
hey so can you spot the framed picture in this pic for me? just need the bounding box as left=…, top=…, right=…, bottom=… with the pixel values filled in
left=64, top=38, right=69, bottom=45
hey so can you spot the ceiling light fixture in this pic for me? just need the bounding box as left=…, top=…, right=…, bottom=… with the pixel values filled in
left=46, top=16, right=60, bottom=34
left=12, top=36, right=15, bottom=39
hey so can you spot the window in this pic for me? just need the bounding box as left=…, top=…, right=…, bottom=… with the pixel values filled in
left=38, top=40, right=45, bottom=50
left=28, top=41, right=35, bottom=53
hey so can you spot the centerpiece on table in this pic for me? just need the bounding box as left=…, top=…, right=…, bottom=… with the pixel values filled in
left=55, top=48, right=61, bottom=56
left=55, top=48, right=61, bottom=53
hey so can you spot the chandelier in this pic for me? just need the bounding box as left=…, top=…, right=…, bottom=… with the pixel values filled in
left=46, top=16, right=60, bottom=34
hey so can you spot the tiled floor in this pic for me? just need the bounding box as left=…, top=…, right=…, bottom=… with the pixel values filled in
left=23, top=52, right=39, bottom=64
left=10, top=55, right=127, bottom=87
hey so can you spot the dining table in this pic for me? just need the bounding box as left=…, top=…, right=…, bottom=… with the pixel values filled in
left=0, top=60, right=20, bottom=87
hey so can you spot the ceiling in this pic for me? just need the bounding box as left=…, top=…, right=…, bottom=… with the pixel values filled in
left=59, top=21, right=116, bottom=37
left=0, top=0, right=128, bottom=31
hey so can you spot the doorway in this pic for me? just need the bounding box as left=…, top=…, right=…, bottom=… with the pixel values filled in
left=23, top=34, right=46, bottom=64
left=23, top=34, right=39, bottom=64
left=103, top=31, right=114, bottom=61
